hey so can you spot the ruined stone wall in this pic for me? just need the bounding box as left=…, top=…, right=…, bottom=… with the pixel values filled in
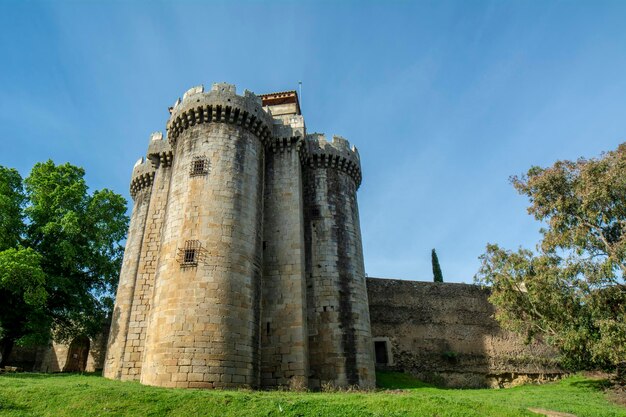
left=261, top=134, right=308, bottom=389
left=9, top=330, right=108, bottom=373
left=304, top=134, right=375, bottom=389
left=85, top=331, right=109, bottom=372
left=140, top=85, right=271, bottom=388
left=4, top=345, right=47, bottom=371
left=367, top=278, right=564, bottom=388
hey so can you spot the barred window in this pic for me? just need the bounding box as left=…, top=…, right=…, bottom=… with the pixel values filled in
left=190, top=157, right=209, bottom=177
left=184, top=248, right=196, bottom=264
left=177, top=240, right=201, bottom=267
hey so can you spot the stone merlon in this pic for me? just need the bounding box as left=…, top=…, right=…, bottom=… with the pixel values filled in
left=147, top=131, right=173, bottom=168
left=305, top=133, right=362, bottom=188
left=129, top=157, right=155, bottom=199
left=267, top=115, right=307, bottom=155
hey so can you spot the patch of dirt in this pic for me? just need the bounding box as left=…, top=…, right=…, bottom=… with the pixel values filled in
left=581, top=370, right=611, bottom=379
left=382, top=389, right=410, bottom=395
left=374, top=388, right=411, bottom=395
left=576, top=371, right=626, bottom=408
left=607, top=384, right=626, bottom=407
left=527, top=408, right=576, bottom=417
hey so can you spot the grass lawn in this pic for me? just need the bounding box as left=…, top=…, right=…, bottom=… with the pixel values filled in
left=0, top=371, right=624, bottom=417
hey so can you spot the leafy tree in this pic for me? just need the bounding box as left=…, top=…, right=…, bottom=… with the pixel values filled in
left=0, top=161, right=128, bottom=366
left=0, top=167, right=24, bottom=251
left=0, top=248, right=48, bottom=362
left=432, top=249, right=444, bottom=282
left=475, top=144, right=626, bottom=379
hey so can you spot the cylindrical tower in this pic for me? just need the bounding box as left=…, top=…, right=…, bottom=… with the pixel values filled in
left=117, top=132, right=173, bottom=380
left=103, top=157, right=155, bottom=379
left=140, top=83, right=273, bottom=388
left=303, top=134, right=375, bottom=389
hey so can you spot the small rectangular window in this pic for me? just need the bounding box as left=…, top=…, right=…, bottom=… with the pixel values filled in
left=184, top=248, right=196, bottom=264
left=178, top=240, right=201, bottom=267
left=190, top=157, right=209, bottom=177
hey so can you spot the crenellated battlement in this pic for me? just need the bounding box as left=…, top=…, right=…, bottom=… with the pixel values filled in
left=129, top=157, right=155, bottom=199
left=304, top=133, right=362, bottom=188
left=147, top=131, right=173, bottom=168
left=267, top=114, right=306, bottom=154
left=166, top=83, right=273, bottom=147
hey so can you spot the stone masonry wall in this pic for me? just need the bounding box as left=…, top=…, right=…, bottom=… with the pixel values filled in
left=140, top=122, right=265, bottom=388
left=261, top=142, right=309, bottom=389
left=119, top=163, right=172, bottom=380
left=4, top=345, right=47, bottom=371
left=9, top=330, right=108, bottom=373
left=367, top=278, right=564, bottom=388
left=103, top=181, right=152, bottom=379
left=304, top=164, right=375, bottom=389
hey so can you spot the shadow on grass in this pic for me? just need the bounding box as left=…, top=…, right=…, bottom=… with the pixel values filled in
left=569, top=378, right=612, bottom=391
left=76, top=371, right=103, bottom=378
left=0, top=396, right=28, bottom=412
left=375, top=371, right=491, bottom=391
left=0, top=371, right=103, bottom=380
left=376, top=371, right=437, bottom=390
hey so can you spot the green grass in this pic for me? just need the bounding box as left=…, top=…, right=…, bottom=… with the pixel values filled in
left=0, top=371, right=624, bottom=417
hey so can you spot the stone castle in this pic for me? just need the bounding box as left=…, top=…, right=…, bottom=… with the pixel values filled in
left=4, top=82, right=563, bottom=388
left=103, top=83, right=375, bottom=389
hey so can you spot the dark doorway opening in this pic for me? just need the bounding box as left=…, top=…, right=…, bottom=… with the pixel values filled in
left=374, top=340, right=389, bottom=365
left=63, top=336, right=90, bottom=372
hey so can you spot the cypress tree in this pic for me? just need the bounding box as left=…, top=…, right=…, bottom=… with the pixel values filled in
left=432, top=249, right=443, bottom=282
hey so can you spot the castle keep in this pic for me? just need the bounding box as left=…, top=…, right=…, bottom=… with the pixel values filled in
left=5, top=84, right=564, bottom=388
left=103, top=83, right=375, bottom=389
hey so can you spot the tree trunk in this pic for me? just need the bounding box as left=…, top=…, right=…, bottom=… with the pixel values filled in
left=0, top=339, right=14, bottom=368
left=616, top=362, right=626, bottom=386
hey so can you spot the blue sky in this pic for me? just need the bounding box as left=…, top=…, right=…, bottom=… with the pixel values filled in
left=1, top=1, right=625, bottom=283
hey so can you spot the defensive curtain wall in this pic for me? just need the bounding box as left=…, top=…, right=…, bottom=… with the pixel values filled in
left=5, top=326, right=108, bottom=373
left=367, top=278, right=564, bottom=388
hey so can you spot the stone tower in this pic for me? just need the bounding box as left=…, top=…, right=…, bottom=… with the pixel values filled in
left=104, top=83, right=375, bottom=389
left=303, top=134, right=373, bottom=388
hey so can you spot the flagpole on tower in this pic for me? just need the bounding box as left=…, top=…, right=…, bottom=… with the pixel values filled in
left=298, top=81, right=302, bottom=113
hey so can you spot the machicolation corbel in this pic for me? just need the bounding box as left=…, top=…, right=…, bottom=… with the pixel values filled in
left=166, top=84, right=273, bottom=148
left=305, top=133, right=362, bottom=187
left=129, top=157, right=156, bottom=199
left=147, top=131, right=173, bottom=168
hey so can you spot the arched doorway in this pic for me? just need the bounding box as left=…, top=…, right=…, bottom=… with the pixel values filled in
left=63, top=336, right=90, bottom=372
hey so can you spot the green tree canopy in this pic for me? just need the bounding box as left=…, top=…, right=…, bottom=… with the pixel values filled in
left=432, top=249, right=444, bottom=282
left=0, top=167, right=25, bottom=251
left=0, top=161, right=128, bottom=365
left=475, top=144, right=626, bottom=376
left=0, top=247, right=48, bottom=348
